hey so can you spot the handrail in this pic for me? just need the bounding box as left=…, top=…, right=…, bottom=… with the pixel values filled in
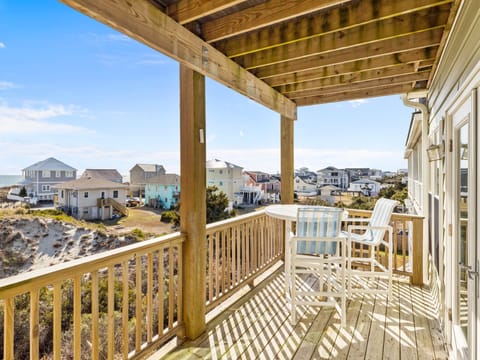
left=205, top=209, right=284, bottom=312
left=0, top=232, right=185, bottom=360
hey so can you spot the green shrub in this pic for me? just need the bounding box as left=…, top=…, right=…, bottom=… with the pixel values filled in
left=161, top=211, right=179, bottom=224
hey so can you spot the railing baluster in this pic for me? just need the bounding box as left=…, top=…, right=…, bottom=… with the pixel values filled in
left=135, top=255, right=142, bottom=353
left=121, top=261, right=129, bottom=359
left=53, top=283, right=62, bottom=360
left=108, top=266, right=115, bottom=360
left=4, top=297, right=14, bottom=360
left=157, top=250, right=164, bottom=337
left=73, top=275, right=81, bottom=360
left=147, top=253, right=153, bottom=343
left=30, top=289, right=39, bottom=360
left=92, top=271, right=99, bottom=360
left=168, top=246, right=174, bottom=330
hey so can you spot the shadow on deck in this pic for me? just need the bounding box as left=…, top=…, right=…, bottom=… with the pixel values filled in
left=161, top=268, right=447, bottom=359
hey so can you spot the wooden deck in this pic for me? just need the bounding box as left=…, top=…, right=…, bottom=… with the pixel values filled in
left=161, top=268, right=448, bottom=359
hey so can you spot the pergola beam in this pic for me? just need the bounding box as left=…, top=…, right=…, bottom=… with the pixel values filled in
left=60, top=0, right=297, bottom=120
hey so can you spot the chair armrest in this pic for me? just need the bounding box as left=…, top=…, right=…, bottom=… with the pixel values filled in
left=346, top=224, right=392, bottom=232
left=342, top=217, right=371, bottom=223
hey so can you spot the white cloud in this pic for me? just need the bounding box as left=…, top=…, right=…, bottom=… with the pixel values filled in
left=106, top=34, right=131, bottom=43
left=349, top=99, right=368, bottom=108
left=239, top=130, right=244, bottom=137
left=0, top=81, right=16, bottom=90
left=0, top=102, right=94, bottom=135
left=0, top=42, right=5, bottom=49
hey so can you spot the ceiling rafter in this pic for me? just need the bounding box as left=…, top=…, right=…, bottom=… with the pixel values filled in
left=235, top=5, right=451, bottom=70
left=294, top=83, right=416, bottom=106
left=276, top=64, right=434, bottom=95
left=214, top=0, right=453, bottom=58
left=199, top=0, right=348, bottom=43
left=265, top=47, right=438, bottom=87
left=287, top=71, right=430, bottom=99
left=167, top=0, right=248, bottom=24
left=252, top=28, right=444, bottom=79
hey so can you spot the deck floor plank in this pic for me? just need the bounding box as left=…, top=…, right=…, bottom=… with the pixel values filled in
left=161, top=269, right=447, bottom=360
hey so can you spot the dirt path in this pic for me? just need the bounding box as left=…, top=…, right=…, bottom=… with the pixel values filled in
left=104, top=207, right=175, bottom=236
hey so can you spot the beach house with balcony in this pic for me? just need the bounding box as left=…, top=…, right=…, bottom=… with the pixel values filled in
left=129, top=163, right=166, bottom=196
left=20, top=157, right=76, bottom=202
left=54, top=177, right=128, bottom=220
left=316, top=166, right=349, bottom=190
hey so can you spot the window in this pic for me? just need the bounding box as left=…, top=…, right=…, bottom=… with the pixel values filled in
left=42, top=170, right=50, bottom=178
left=84, top=192, right=89, bottom=198
left=113, top=190, right=118, bottom=198
left=42, top=185, right=50, bottom=191
left=219, top=181, right=223, bottom=186
left=65, top=171, right=74, bottom=178
left=56, top=170, right=61, bottom=178
left=165, top=185, right=168, bottom=190
left=61, top=190, right=64, bottom=198
left=219, top=170, right=223, bottom=174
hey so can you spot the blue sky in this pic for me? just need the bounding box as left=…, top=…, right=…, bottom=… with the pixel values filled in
left=0, top=0, right=413, bottom=177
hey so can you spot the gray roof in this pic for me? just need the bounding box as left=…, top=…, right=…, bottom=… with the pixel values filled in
left=23, top=157, right=76, bottom=172
left=53, top=177, right=128, bottom=190
left=131, top=164, right=165, bottom=172
left=206, top=159, right=243, bottom=169
left=145, top=174, right=180, bottom=185
left=81, top=169, right=122, bottom=181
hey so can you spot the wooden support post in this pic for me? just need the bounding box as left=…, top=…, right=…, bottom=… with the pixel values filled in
left=281, top=115, right=295, bottom=204
left=180, top=65, right=207, bottom=339
left=411, top=217, right=424, bottom=285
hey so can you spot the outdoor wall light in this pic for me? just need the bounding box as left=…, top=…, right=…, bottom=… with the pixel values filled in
left=427, top=142, right=445, bottom=161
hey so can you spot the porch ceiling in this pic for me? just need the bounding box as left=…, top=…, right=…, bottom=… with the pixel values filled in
left=62, top=0, right=460, bottom=115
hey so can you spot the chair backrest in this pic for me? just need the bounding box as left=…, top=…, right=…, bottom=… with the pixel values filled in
left=295, top=206, right=344, bottom=255
left=361, top=198, right=399, bottom=244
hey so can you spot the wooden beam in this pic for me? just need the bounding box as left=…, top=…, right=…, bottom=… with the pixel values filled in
left=253, top=28, right=444, bottom=79
left=279, top=65, right=431, bottom=94
left=215, top=0, right=453, bottom=57
left=201, top=0, right=348, bottom=43
left=168, top=0, right=248, bottom=24
left=180, top=65, right=207, bottom=339
left=60, top=0, right=297, bottom=120
left=265, top=47, right=438, bottom=87
left=280, top=116, right=294, bottom=204
left=287, top=71, right=430, bottom=99
left=294, top=83, right=416, bottom=106
left=237, top=6, right=451, bottom=70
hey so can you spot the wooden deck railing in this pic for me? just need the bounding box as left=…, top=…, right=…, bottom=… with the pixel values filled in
left=205, top=210, right=284, bottom=312
left=0, top=207, right=424, bottom=359
left=0, top=232, right=184, bottom=360
left=344, top=209, right=424, bottom=285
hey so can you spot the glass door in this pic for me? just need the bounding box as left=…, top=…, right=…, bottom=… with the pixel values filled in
left=452, top=111, right=477, bottom=360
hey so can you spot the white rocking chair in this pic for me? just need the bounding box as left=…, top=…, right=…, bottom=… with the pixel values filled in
left=289, top=207, right=347, bottom=326
left=345, top=198, right=399, bottom=298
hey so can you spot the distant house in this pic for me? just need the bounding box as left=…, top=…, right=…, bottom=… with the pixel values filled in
left=81, top=169, right=123, bottom=183
left=20, top=157, right=77, bottom=202
left=144, top=174, right=180, bottom=210
left=129, top=164, right=166, bottom=196
left=206, top=159, right=243, bottom=207
left=244, top=171, right=280, bottom=193
left=316, top=166, right=349, bottom=190
left=348, top=179, right=381, bottom=196
left=294, top=175, right=317, bottom=194
left=54, top=177, right=128, bottom=220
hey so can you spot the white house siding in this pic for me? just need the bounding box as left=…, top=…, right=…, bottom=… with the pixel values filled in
left=406, top=2, right=480, bottom=358
left=206, top=160, right=243, bottom=205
